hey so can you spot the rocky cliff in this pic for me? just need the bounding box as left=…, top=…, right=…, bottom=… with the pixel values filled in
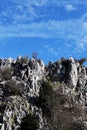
left=0, top=56, right=87, bottom=130
left=47, top=57, right=87, bottom=106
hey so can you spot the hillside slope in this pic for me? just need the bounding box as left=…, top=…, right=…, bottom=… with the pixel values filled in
left=0, top=56, right=87, bottom=130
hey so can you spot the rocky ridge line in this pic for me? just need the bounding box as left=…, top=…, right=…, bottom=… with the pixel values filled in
left=0, top=56, right=86, bottom=129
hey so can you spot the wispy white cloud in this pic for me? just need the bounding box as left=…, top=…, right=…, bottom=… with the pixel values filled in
left=13, top=0, right=48, bottom=7
left=0, top=37, right=9, bottom=47
left=65, top=4, right=76, bottom=11
left=75, top=36, right=87, bottom=51
left=0, top=11, right=87, bottom=55
left=44, top=45, right=58, bottom=56
left=48, top=48, right=58, bottom=56
left=0, top=0, right=86, bottom=25
left=44, top=45, right=50, bottom=48
left=0, top=0, right=87, bottom=55
left=0, top=19, right=84, bottom=39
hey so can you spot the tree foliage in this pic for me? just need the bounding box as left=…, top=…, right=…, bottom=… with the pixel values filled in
left=20, top=113, right=39, bottom=130
left=4, top=80, right=24, bottom=96
left=39, top=82, right=86, bottom=130
left=39, top=81, right=54, bottom=116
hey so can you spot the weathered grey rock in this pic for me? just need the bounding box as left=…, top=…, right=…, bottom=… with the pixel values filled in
left=1, top=96, right=30, bottom=130
left=68, top=57, right=78, bottom=89
left=0, top=57, right=45, bottom=130
left=0, top=56, right=87, bottom=129
left=47, top=57, right=87, bottom=107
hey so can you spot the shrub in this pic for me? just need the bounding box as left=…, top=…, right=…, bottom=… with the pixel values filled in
left=3, top=80, right=24, bottom=96
left=0, top=103, right=6, bottom=123
left=0, top=103, right=6, bottom=113
left=20, top=113, right=39, bottom=130
left=66, top=121, right=85, bottom=130
left=40, top=83, right=86, bottom=130
left=46, top=91, right=86, bottom=130
left=0, top=67, right=13, bottom=81
left=17, top=56, right=29, bottom=65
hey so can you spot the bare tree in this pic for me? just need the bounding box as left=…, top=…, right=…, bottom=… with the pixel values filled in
left=79, top=58, right=87, bottom=65
left=32, top=52, right=38, bottom=59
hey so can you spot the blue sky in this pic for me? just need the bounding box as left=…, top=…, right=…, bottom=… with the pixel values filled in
left=0, top=0, right=87, bottom=63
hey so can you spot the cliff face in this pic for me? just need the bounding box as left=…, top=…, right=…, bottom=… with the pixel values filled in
left=0, top=57, right=45, bottom=130
left=0, top=57, right=87, bottom=130
left=47, top=57, right=87, bottom=106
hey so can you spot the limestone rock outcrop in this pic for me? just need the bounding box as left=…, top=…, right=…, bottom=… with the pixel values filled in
left=0, top=56, right=87, bottom=130
left=47, top=57, right=87, bottom=106
left=0, top=57, right=45, bottom=130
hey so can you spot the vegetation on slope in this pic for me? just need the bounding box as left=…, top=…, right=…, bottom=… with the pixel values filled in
left=20, top=113, right=39, bottom=130
left=38, top=81, right=86, bottom=130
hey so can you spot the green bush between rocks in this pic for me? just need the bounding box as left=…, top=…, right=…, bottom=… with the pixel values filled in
left=38, top=81, right=54, bottom=116
left=20, top=113, right=39, bottom=130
